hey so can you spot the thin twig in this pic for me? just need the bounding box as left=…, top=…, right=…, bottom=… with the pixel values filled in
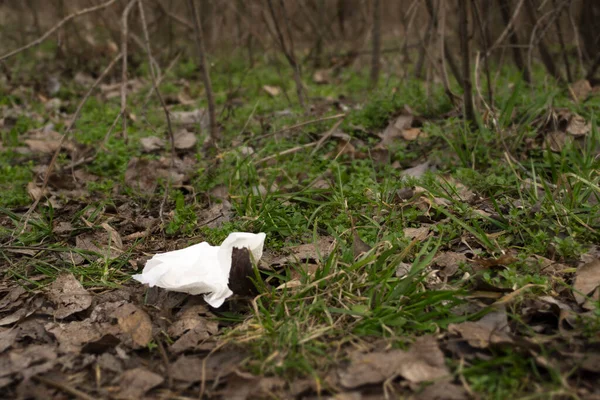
left=0, top=0, right=117, bottom=62
left=33, top=375, right=96, bottom=400
left=138, top=0, right=176, bottom=221
left=120, top=0, right=138, bottom=142
left=187, top=0, right=219, bottom=144
left=20, top=52, right=123, bottom=234
left=311, top=118, right=345, bottom=156
left=265, top=0, right=306, bottom=109
left=487, top=0, right=526, bottom=57
left=256, top=141, right=319, bottom=166
left=250, top=113, right=346, bottom=143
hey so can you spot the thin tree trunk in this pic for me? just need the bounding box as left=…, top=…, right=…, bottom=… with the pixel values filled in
left=265, top=0, right=306, bottom=109
left=497, top=0, right=531, bottom=83
left=552, top=0, right=572, bottom=82
left=187, top=0, right=219, bottom=144
left=426, top=0, right=463, bottom=84
left=524, top=0, right=562, bottom=82
left=370, top=0, right=381, bottom=87
left=458, top=0, right=475, bottom=125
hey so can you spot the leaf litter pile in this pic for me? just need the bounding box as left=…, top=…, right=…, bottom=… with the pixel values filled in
left=2, top=62, right=600, bottom=399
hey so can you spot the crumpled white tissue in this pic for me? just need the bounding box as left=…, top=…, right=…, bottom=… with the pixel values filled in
left=133, top=232, right=266, bottom=308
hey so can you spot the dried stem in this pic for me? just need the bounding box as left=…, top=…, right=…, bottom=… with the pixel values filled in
left=120, top=0, right=138, bottom=142
left=495, top=0, right=530, bottom=83
left=458, top=0, right=475, bottom=125
left=0, top=0, right=118, bottom=62
left=265, top=0, right=306, bottom=109
left=552, top=0, right=572, bottom=82
left=472, top=0, right=493, bottom=107
left=525, top=0, right=562, bottom=82
left=370, top=0, right=381, bottom=87
left=187, top=0, right=219, bottom=144
left=138, top=0, right=177, bottom=220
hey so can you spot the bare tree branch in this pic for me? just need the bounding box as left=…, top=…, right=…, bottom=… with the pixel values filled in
left=0, top=0, right=118, bottom=62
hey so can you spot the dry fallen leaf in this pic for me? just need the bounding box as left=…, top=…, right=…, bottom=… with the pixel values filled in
left=566, top=114, right=591, bottom=137
left=45, top=319, right=103, bottom=353
left=274, top=236, right=336, bottom=266
left=402, top=127, right=426, bottom=141
left=140, top=136, right=165, bottom=152
left=448, top=308, right=513, bottom=349
left=313, top=69, right=330, bottom=84
left=352, top=232, right=371, bottom=258
left=170, top=109, right=208, bottom=129
left=338, top=336, right=448, bottom=388
left=171, top=350, right=245, bottom=383
left=400, top=161, right=430, bottom=179
left=404, top=226, right=430, bottom=241
left=46, top=274, right=92, bottom=319
left=433, top=251, right=468, bottom=278
left=173, top=129, right=197, bottom=150
left=378, top=114, right=413, bottom=147
left=544, top=131, right=571, bottom=152
left=263, top=85, right=281, bottom=97
left=118, top=367, right=163, bottom=399
left=569, top=79, right=592, bottom=102
left=573, top=258, right=600, bottom=309
left=168, top=305, right=219, bottom=353
left=112, top=303, right=152, bottom=347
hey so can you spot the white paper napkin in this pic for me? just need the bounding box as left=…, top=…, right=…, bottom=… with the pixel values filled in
left=133, top=232, right=266, bottom=307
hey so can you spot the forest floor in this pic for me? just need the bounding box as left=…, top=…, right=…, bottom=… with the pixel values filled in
left=1, top=50, right=600, bottom=399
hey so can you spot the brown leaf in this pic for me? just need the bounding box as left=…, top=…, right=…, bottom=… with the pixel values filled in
left=433, top=251, right=468, bottom=278
left=400, top=161, right=430, bottom=178
left=402, top=127, right=426, bottom=141
left=23, top=130, right=64, bottom=154
left=26, top=182, right=49, bottom=201
left=220, top=374, right=285, bottom=400
left=448, top=308, right=513, bottom=349
left=46, top=274, right=92, bottom=319
left=566, top=114, right=591, bottom=136
left=338, top=336, right=448, bottom=388
left=173, top=129, right=197, bottom=150
left=417, top=381, right=468, bottom=400
left=75, top=230, right=122, bottom=259
left=378, top=114, right=413, bottom=147
left=274, top=236, right=335, bottom=265
left=0, top=329, right=18, bottom=353
left=170, top=109, right=208, bottom=130
left=45, top=320, right=103, bottom=353
left=544, top=131, right=571, bottom=152
left=263, top=85, right=281, bottom=97
left=573, top=258, right=600, bottom=309
left=140, top=136, right=165, bottom=152
left=352, top=232, right=371, bottom=258
left=168, top=305, right=219, bottom=353
left=118, top=367, right=163, bottom=399
left=313, top=69, right=330, bottom=84
left=112, top=303, right=152, bottom=347
left=404, top=226, right=430, bottom=241
left=124, top=157, right=185, bottom=194
left=473, top=254, right=517, bottom=270
left=101, top=222, right=123, bottom=251
left=171, top=350, right=245, bottom=382
left=569, top=79, right=592, bottom=102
